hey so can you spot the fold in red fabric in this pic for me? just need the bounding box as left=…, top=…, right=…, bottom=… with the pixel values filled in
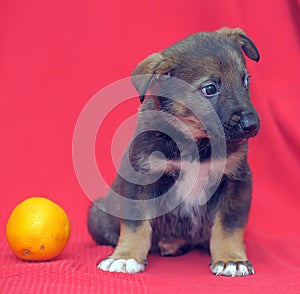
left=0, top=0, right=299, bottom=293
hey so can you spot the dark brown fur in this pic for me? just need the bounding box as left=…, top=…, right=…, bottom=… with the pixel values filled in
left=88, top=27, right=260, bottom=276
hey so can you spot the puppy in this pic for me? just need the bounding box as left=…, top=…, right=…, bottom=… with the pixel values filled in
left=88, top=27, right=260, bottom=276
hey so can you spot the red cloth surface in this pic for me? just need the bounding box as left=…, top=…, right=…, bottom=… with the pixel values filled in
left=1, top=0, right=300, bottom=293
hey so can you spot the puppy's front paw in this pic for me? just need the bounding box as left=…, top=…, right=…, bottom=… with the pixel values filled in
left=97, top=258, right=146, bottom=274
left=211, top=260, right=254, bottom=276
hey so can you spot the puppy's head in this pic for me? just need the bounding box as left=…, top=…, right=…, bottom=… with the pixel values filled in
left=132, top=27, right=260, bottom=145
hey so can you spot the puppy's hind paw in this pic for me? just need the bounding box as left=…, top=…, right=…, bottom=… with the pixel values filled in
left=97, top=258, right=145, bottom=274
left=211, top=260, right=254, bottom=277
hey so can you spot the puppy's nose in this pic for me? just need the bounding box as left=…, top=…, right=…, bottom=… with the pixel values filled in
left=238, top=111, right=259, bottom=136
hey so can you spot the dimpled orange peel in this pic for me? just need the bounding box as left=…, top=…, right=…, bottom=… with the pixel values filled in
left=6, top=197, right=71, bottom=261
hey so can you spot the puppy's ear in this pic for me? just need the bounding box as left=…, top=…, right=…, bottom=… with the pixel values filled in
left=217, top=27, right=260, bottom=62
left=132, top=53, right=172, bottom=103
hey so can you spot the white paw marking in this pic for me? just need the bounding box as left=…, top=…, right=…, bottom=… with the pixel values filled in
left=125, top=259, right=145, bottom=273
left=211, top=261, right=254, bottom=277
left=211, top=263, right=224, bottom=276
left=97, top=258, right=145, bottom=274
left=108, top=259, right=127, bottom=273
left=222, top=263, right=237, bottom=276
left=98, top=258, right=114, bottom=271
left=236, top=263, right=250, bottom=276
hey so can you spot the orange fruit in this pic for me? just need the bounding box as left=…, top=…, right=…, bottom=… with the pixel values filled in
left=6, top=197, right=71, bottom=261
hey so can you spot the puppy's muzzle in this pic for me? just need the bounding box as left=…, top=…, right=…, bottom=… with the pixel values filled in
left=226, top=110, right=260, bottom=143
left=238, top=111, right=260, bottom=136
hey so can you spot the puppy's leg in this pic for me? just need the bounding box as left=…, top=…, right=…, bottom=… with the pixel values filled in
left=210, top=212, right=254, bottom=276
left=98, top=220, right=152, bottom=273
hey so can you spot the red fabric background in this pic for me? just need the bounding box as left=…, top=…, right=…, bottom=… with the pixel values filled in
left=1, top=0, right=300, bottom=293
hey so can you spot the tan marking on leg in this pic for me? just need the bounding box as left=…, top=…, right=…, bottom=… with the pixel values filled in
left=210, top=212, right=247, bottom=264
left=110, top=220, right=152, bottom=263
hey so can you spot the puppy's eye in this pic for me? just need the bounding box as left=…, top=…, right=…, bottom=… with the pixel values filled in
left=156, top=72, right=171, bottom=81
left=244, top=75, right=250, bottom=88
left=201, top=84, right=218, bottom=97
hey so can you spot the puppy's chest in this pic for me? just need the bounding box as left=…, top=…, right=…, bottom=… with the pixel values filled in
left=149, top=153, right=244, bottom=239
left=165, top=151, right=245, bottom=212
left=174, top=160, right=211, bottom=211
